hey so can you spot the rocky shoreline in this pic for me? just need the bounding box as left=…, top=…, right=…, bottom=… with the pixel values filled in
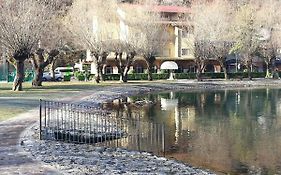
left=19, top=79, right=281, bottom=175
left=20, top=124, right=215, bottom=175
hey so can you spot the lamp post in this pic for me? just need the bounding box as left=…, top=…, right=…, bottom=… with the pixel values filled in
left=235, top=53, right=238, bottom=73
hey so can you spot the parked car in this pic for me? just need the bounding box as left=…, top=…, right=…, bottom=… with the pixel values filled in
left=54, top=67, right=74, bottom=76
left=42, top=72, right=63, bottom=81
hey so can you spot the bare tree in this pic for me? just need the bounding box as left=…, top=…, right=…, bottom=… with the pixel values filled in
left=0, top=0, right=56, bottom=91
left=30, top=20, right=67, bottom=86
left=128, top=4, right=168, bottom=81
left=103, top=4, right=143, bottom=83
left=193, top=40, right=212, bottom=81
left=31, top=0, right=75, bottom=85
left=255, top=0, right=281, bottom=79
left=110, top=39, right=136, bottom=82
left=191, top=0, right=233, bottom=80
left=230, top=3, right=260, bottom=80
left=64, top=0, right=116, bottom=83
left=258, top=31, right=281, bottom=79
left=211, top=41, right=233, bottom=79
left=190, top=1, right=214, bottom=81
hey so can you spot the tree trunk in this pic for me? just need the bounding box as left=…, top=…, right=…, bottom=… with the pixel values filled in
left=147, top=68, right=153, bottom=81
left=122, top=74, right=128, bottom=82
left=196, top=70, right=202, bottom=81
left=222, top=67, right=228, bottom=80
left=145, top=56, right=155, bottom=81
left=13, top=60, right=24, bottom=91
left=92, top=55, right=100, bottom=83
left=98, top=66, right=103, bottom=82
left=50, top=59, right=56, bottom=81
left=122, top=65, right=130, bottom=83
left=32, top=49, right=59, bottom=86
left=32, top=68, right=43, bottom=86
left=265, top=63, right=270, bottom=78
left=100, top=64, right=106, bottom=82
left=95, top=67, right=100, bottom=83
left=196, top=63, right=204, bottom=81
left=247, top=65, right=252, bottom=80
left=119, top=72, right=125, bottom=82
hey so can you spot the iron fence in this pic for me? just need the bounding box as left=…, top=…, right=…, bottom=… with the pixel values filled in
left=39, top=100, right=166, bottom=156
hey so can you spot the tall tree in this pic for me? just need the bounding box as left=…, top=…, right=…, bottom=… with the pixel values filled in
left=64, top=0, right=116, bottom=83
left=190, top=1, right=213, bottom=81
left=230, top=3, right=260, bottom=80
left=111, top=39, right=136, bottom=82
left=31, top=0, right=74, bottom=86
left=31, top=20, right=66, bottom=86
left=255, top=0, right=281, bottom=79
left=193, top=40, right=212, bottom=81
left=0, top=0, right=56, bottom=91
left=130, top=4, right=168, bottom=81
left=191, top=0, right=234, bottom=80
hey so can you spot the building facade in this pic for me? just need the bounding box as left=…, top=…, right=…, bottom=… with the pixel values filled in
left=79, top=4, right=225, bottom=75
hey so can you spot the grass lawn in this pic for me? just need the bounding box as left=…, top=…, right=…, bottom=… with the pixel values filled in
left=0, top=81, right=112, bottom=121
left=0, top=80, right=171, bottom=121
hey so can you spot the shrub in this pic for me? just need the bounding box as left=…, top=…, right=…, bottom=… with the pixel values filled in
left=74, top=71, right=85, bottom=81
left=105, top=74, right=120, bottom=81
left=64, top=75, right=71, bottom=81
left=152, top=73, right=169, bottom=80
left=175, top=73, right=196, bottom=79
left=128, top=73, right=148, bottom=80
left=128, top=69, right=135, bottom=74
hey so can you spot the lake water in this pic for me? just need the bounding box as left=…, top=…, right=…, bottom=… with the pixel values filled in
left=104, top=88, right=281, bottom=174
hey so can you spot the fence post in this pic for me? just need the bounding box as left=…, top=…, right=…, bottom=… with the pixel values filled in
left=39, top=99, right=42, bottom=140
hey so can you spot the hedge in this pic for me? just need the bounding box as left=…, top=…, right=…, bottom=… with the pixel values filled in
left=99, top=72, right=269, bottom=81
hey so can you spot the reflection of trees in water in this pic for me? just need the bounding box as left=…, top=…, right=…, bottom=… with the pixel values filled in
left=103, top=89, right=281, bottom=174
left=175, top=89, right=281, bottom=174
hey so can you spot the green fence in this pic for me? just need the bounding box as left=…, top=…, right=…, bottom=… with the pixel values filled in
left=0, top=63, right=8, bottom=81
left=7, top=71, right=34, bottom=82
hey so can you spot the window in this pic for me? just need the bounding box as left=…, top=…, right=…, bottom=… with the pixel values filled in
left=182, top=30, right=188, bottom=38
left=182, top=27, right=194, bottom=38
left=182, top=48, right=190, bottom=56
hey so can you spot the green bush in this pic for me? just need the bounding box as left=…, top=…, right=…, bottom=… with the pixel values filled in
left=24, top=71, right=34, bottom=82
left=175, top=73, right=196, bottom=79
left=152, top=73, right=169, bottom=80
left=102, top=72, right=268, bottom=81
left=74, top=71, right=85, bottom=81
left=202, top=73, right=224, bottom=79
left=128, top=69, right=135, bottom=74
left=64, top=75, right=71, bottom=81
left=228, top=72, right=265, bottom=79
left=105, top=74, right=120, bottom=81
left=128, top=73, right=148, bottom=80
left=252, top=72, right=266, bottom=78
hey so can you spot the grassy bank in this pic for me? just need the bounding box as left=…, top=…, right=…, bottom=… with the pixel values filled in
left=0, top=81, right=109, bottom=121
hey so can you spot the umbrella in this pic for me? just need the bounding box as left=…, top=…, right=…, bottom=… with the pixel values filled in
left=160, top=61, right=178, bottom=80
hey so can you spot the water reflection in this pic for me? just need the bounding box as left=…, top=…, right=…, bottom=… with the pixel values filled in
left=103, top=88, right=281, bottom=174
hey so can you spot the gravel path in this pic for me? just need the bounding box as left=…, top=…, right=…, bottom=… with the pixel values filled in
left=0, top=110, right=59, bottom=174
left=3, top=79, right=281, bottom=175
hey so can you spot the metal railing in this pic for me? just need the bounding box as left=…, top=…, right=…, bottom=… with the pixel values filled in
left=39, top=100, right=166, bottom=156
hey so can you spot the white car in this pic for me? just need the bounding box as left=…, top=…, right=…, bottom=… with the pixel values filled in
left=42, top=72, right=63, bottom=81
